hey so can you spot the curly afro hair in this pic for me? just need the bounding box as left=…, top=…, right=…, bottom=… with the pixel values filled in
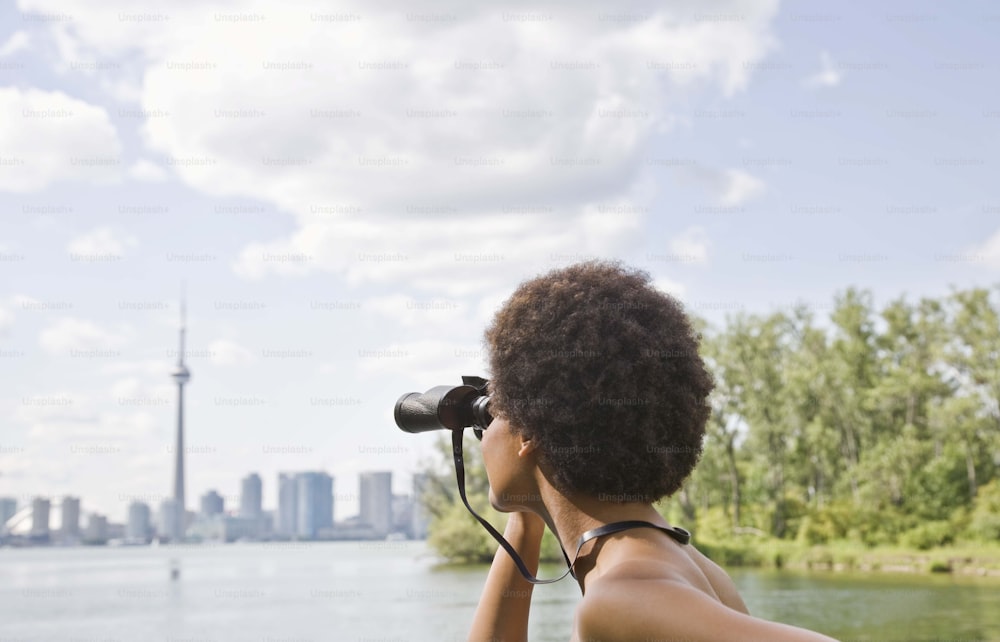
left=484, top=260, right=714, bottom=503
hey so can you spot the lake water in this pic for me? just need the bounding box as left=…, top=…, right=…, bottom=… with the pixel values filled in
left=2, top=541, right=1000, bottom=641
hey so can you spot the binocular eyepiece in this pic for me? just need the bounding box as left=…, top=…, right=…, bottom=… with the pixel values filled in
left=394, top=375, right=493, bottom=436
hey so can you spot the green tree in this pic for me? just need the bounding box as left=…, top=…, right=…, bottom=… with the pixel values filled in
left=417, top=434, right=503, bottom=562
left=827, top=288, right=880, bottom=502
left=943, top=287, right=1000, bottom=498
left=697, top=326, right=747, bottom=532
left=967, top=479, right=1000, bottom=541
left=720, top=312, right=797, bottom=537
left=782, top=304, right=841, bottom=509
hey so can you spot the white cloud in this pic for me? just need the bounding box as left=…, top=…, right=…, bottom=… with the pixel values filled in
left=653, top=276, right=687, bottom=298
left=208, top=339, right=255, bottom=366
left=669, top=226, right=710, bottom=265
left=12, top=294, right=40, bottom=308
left=970, top=228, right=1000, bottom=268
left=24, top=410, right=157, bottom=441
left=475, top=290, right=511, bottom=326
left=719, top=168, right=765, bottom=206
left=316, top=362, right=338, bottom=375
left=0, top=88, right=122, bottom=192
left=20, top=0, right=781, bottom=293
left=0, top=31, right=30, bottom=57
left=128, top=158, right=169, bottom=182
left=680, top=165, right=765, bottom=206
left=802, top=51, right=842, bottom=89
left=7, top=384, right=171, bottom=518
left=15, top=391, right=93, bottom=426
left=358, top=339, right=489, bottom=385
left=0, top=305, right=13, bottom=335
left=108, top=377, right=173, bottom=407
left=366, top=294, right=470, bottom=328
left=98, top=359, right=171, bottom=378
left=66, top=227, right=137, bottom=260
left=38, top=317, right=129, bottom=355
left=231, top=214, right=632, bottom=296
left=11, top=390, right=159, bottom=507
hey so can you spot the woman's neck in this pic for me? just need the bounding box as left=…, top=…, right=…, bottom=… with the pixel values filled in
left=532, top=485, right=671, bottom=592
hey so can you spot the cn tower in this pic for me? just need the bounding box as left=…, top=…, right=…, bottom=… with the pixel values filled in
left=169, top=297, right=191, bottom=541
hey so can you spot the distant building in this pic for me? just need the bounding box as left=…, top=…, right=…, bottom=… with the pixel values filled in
left=392, top=494, right=413, bottom=536
left=188, top=513, right=269, bottom=543
left=61, top=496, right=81, bottom=539
left=240, top=473, right=262, bottom=518
left=83, top=513, right=108, bottom=544
left=126, top=502, right=152, bottom=543
left=221, top=515, right=268, bottom=542
left=330, top=516, right=378, bottom=540
left=200, top=490, right=224, bottom=517
left=277, top=473, right=298, bottom=537
left=106, top=522, right=126, bottom=541
left=30, top=497, right=51, bottom=541
left=0, top=497, right=17, bottom=534
left=411, top=473, right=430, bottom=539
left=296, top=472, right=333, bottom=540
left=359, top=471, right=392, bottom=537
left=159, top=498, right=181, bottom=542
left=262, top=510, right=275, bottom=534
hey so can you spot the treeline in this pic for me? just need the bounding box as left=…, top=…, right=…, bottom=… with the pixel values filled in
left=419, top=285, right=1000, bottom=562
left=683, top=285, right=1000, bottom=550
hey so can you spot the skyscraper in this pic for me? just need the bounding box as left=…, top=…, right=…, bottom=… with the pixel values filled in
left=159, top=498, right=180, bottom=542
left=168, top=296, right=191, bottom=543
left=296, top=472, right=333, bottom=540
left=277, top=473, right=298, bottom=537
left=411, top=473, right=430, bottom=539
left=126, top=501, right=151, bottom=542
left=391, top=494, right=413, bottom=535
left=83, top=513, right=108, bottom=544
left=200, top=490, right=224, bottom=517
left=240, top=473, right=262, bottom=518
left=61, top=496, right=80, bottom=538
left=359, top=471, right=393, bottom=537
left=0, top=497, right=16, bottom=534
left=30, top=497, right=50, bottom=541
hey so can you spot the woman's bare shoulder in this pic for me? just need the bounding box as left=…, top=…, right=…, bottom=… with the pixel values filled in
left=574, top=545, right=838, bottom=642
left=591, top=539, right=750, bottom=614
left=683, top=543, right=751, bottom=613
left=575, top=575, right=839, bottom=642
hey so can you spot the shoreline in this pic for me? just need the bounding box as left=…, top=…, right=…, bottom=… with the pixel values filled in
left=694, top=539, right=1000, bottom=578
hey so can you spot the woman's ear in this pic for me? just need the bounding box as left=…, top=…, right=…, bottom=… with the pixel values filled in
left=517, top=437, right=537, bottom=458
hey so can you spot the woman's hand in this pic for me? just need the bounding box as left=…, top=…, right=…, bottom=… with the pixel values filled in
left=506, top=510, right=546, bottom=539
left=467, top=511, right=547, bottom=642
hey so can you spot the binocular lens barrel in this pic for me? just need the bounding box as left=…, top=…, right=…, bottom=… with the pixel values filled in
left=394, top=384, right=492, bottom=433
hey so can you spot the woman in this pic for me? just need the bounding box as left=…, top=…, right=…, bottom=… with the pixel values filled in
left=468, top=261, right=837, bottom=642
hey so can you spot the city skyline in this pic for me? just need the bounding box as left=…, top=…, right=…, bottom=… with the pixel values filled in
left=8, top=293, right=411, bottom=538
left=1, top=466, right=416, bottom=543
left=2, top=291, right=432, bottom=525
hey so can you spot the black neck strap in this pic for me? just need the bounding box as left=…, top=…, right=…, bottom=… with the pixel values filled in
left=450, top=430, right=689, bottom=586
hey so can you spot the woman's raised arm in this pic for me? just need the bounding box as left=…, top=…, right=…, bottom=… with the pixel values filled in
left=467, top=512, right=546, bottom=642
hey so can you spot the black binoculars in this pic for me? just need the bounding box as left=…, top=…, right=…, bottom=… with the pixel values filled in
left=394, top=375, right=493, bottom=438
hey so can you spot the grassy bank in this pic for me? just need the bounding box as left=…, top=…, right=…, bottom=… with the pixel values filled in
left=696, top=538, right=1000, bottom=577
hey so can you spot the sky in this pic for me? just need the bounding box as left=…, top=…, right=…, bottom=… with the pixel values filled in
left=1, top=0, right=998, bottom=524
